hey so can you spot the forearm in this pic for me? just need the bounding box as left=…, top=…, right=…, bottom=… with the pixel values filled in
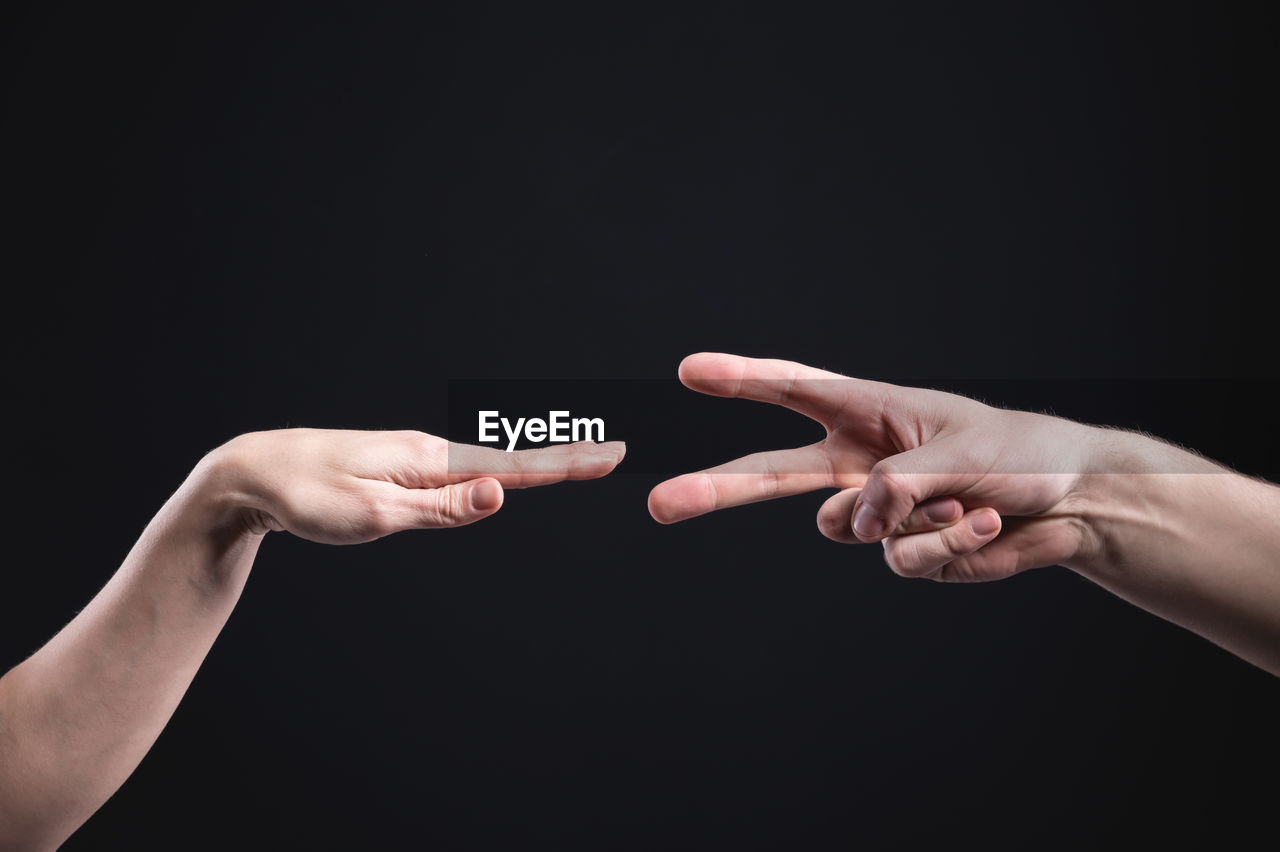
left=1068, top=431, right=1280, bottom=675
left=0, top=450, right=262, bottom=850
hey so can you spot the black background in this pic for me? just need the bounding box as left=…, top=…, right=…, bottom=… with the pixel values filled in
left=3, top=1, right=1277, bottom=849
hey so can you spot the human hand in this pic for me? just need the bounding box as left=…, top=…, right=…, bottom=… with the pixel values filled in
left=200, top=428, right=626, bottom=545
left=648, top=353, right=1107, bottom=582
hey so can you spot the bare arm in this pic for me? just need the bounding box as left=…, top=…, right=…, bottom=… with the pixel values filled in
left=648, top=352, right=1280, bottom=676
left=1070, top=432, right=1280, bottom=674
left=0, top=429, right=624, bottom=850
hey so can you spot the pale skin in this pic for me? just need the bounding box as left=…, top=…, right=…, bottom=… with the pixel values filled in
left=0, top=429, right=626, bottom=851
left=4, top=360, right=1279, bottom=848
left=648, top=353, right=1280, bottom=676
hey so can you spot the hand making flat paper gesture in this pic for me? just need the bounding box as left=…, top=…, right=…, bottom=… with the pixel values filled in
left=0, top=429, right=624, bottom=850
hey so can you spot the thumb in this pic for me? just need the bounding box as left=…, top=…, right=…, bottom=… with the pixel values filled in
left=852, top=440, right=980, bottom=542
left=408, top=477, right=505, bottom=529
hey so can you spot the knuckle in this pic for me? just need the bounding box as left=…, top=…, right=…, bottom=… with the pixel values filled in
left=409, top=430, right=444, bottom=458
left=869, top=459, right=913, bottom=507
left=418, top=493, right=446, bottom=526
left=942, top=525, right=975, bottom=559
left=361, top=494, right=396, bottom=537
left=412, top=495, right=442, bottom=527
left=427, top=487, right=467, bottom=527
left=760, top=465, right=781, bottom=499
left=702, top=474, right=721, bottom=510
left=869, top=457, right=900, bottom=484
left=895, top=508, right=921, bottom=534
left=442, top=487, right=466, bottom=523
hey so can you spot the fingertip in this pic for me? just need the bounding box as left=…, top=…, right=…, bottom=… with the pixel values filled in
left=554, top=440, right=627, bottom=481
left=650, top=472, right=715, bottom=524
left=647, top=487, right=674, bottom=524
left=922, top=496, right=963, bottom=525
left=648, top=481, right=692, bottom=524
left=677, top=352, right=738, bottom=388
left=971, top=509, right=1001, bottom=537
left=470, top=478, right=504, bottom=512
left=676, top=352, right=711, bottom=381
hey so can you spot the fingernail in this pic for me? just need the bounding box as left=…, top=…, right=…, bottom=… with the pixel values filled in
left=597, top=440, right=626, bottom=455
left=923, top=499, right=958, bottom=524
left=470, top=479, right=503, bottom=511
left=971, top=511, right=1000, bottom=536
left=853, top=503, right=886, bottom=538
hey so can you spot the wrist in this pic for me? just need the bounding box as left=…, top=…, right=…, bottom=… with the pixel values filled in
left=1063, top=426, right=1228, bottom=574
left=180, top=434, right=274, bottom=544
left=123, top=436, right=271, bottom=603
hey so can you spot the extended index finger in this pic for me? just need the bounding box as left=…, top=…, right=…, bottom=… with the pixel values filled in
left=648, top=443, right=861, bottom=524
left=446, top=440, right=626, bottom=488
left=677, top=352, right=888, bottom=427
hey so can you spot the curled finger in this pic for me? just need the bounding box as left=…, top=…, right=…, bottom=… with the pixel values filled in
left=880, top=508, right=1003, bottom=578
